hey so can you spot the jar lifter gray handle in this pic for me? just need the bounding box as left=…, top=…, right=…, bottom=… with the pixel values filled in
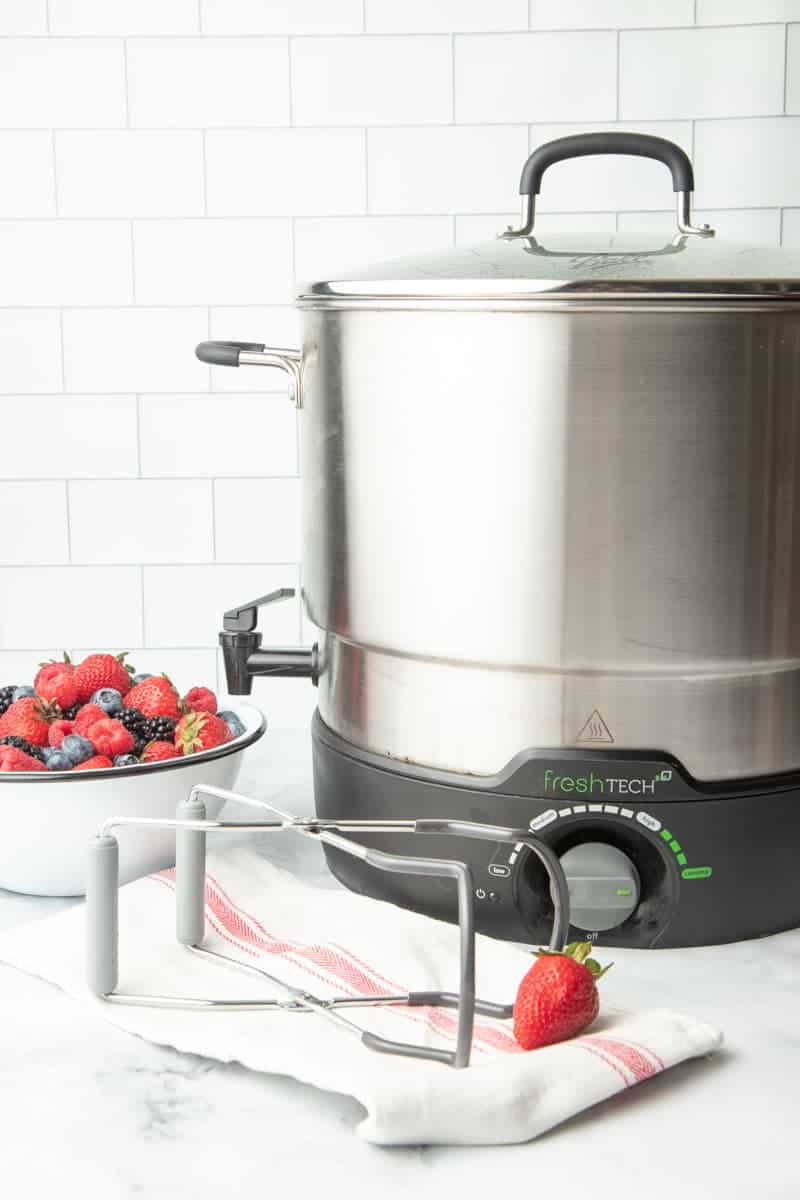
left=504, top=130, right=714, bottom=240
left=195, top=341, right=302, bottom=407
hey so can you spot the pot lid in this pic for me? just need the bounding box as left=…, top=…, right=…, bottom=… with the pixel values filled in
left=296, top=132, right=800, bottom=306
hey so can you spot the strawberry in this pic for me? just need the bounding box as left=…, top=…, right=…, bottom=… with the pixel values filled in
left=36, top=668, right=79, bottom=711
left=83, top=717, right=134, bottom=759
left=73, top=653, right=134, bottom=703
left=141, top=740, right=180, bottom=763
left=34, top=653, right=73, bottom=696
left=174, top=711, right=231, bottom=756
left=71, top=754, right=113, bottom=772
left=48, top=718, right=74, bottom=748
left=73, top=703, right=107, bottom=736
left=183, top=686, right=217, bottom=715
left=0, top=697, right=53, bottom=747
left=124, top=675, right=181, bottom=720
left=513, top=942, right=612, bottom=1051
left=0, top=744, right=47, bottom=772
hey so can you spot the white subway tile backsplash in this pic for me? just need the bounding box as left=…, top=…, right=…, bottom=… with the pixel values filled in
left=239, top=673, right=317, bottom=730
left=0, top=2, right=47, bottom=34
left=0, top=567, right=142, bottom=649
left=367, top=126, right=528, bottom=215
left=0, top=39, right=126, bottom=128
left=291, top=36, right=452, bottom=126
left=366, top=0, right=527, bottom=32
left=0, top=483, right=69, bottom=565
left=209, top=307, right=301, bottom=392
left=205, top=130, right=366, bottom=217
left=455, top=211, right=618, bottom=242
left=293, top=215, right=453, bottom=281
left=56, top=132, right=204, bottom=218
left=620, top=26, right=785, bottom=120
left=0, top=9, right=798, bottom=671
left=143, top=565, right=300, bottom=647
left=139, top=393, right=298, bottom=477
left=0, top=311, right=62, bottom=394
left=134, top=218, right=293, bottom=306
left=63, top=308, right=210, bottom=394
left=0, top=133, right=55, bottom=217
left=0, top=221, right=132, bottom=306
left=530, top=0, right=694, bottom=26
left=215, top=478, right=302, bottom=563
left=69, top=480, right=214, bottom=564
left=455, top=32, right=616, bottom=123
left=527, top=121, right=693, bottom=211
left=49, top=0, right=199, bottom=34
left=201, top=0, right=363, bottom=34
left=694, top=118, right=800, bottom=208
left=0, top=651, right=67, bottom=685
left=0, top=395, right=138, bottom=478
left=697, top=0, right=800, bottom=22
left=127, top=38, right=290, bottom=129
left=618, top=207, right=782, bottom=244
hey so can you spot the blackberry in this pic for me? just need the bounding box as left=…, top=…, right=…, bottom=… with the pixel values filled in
left=132, top=736, right=147, bottom=758
left=62, top=703, right=81, bottom=721
left=0, top=735, right=47, bottom=763
left=142, top=716, right=176, bottom=743
left=117, top=707, right=147, bottom=738
left=0, top=685, right=16, bottom=716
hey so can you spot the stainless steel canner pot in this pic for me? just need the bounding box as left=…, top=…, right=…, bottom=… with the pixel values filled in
left=202, top=131, right=800, bottom=784
left=199, top=132, right=800, bottom=950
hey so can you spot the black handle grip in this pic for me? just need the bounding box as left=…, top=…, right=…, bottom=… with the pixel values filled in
left=195, top=340, right=265, bottom=367
left=519, top=132, right=694, bottom=196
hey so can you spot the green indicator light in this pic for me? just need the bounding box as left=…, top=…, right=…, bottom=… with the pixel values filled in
left=676, top=852, right=687, bottom=866
left=682, top=866, right=712, bottom=880
left=670, top=839, right=681, bottom=853
left=660, top=829, right=672, bottom=841
left=616, top=887, right=632, bottom=896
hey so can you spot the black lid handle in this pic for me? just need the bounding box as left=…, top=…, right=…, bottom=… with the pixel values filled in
left=519, top=132, right=694, bottom=197
left=504, top=131, right=713, bottom=241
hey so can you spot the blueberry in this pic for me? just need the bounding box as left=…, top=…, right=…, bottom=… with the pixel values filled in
left=113, top=753, right=140, bottom=768
left=46, top=750, right=73, bottom=771
left=90, top=687, right=123, bottom=716
left=218, top=710, right=245, bottom=739
left=12, top=685, right=36, bottom=702
left=61, top=734, right=94, bottom=765
left=132, top=673, right=154, bottom=685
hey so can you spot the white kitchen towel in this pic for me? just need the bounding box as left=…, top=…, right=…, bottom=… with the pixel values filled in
left=0, top=843, right=722, bottom=1145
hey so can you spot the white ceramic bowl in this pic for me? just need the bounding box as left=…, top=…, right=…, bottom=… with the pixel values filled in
left=0, top=703, right=266, bottom=897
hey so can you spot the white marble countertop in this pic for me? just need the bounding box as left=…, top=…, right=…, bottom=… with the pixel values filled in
left=0, top=730, right=796, bottom=1199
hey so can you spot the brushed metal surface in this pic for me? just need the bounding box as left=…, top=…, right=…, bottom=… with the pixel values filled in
left=299, top=304, right=800, bottom=781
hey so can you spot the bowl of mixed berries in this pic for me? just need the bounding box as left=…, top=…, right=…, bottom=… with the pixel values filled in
left=0, top=652, right=265, bottom=896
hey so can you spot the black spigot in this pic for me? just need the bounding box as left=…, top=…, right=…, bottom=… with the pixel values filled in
left=220, top=589, right=319, bottom=695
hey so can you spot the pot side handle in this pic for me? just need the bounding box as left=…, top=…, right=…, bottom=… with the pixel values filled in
left=195, top=340, right=303, bottom=407
left=504, top=131, right=714, bottom=241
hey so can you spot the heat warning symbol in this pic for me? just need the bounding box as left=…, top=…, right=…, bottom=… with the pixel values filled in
left=576, top=709, right=615, bottom=744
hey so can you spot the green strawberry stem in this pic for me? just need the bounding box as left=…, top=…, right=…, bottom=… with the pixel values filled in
left=535, top=940, right=614, bottom=980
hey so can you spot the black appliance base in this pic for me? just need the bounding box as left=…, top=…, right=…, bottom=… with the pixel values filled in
left=311, top=711, right=800, bottom=949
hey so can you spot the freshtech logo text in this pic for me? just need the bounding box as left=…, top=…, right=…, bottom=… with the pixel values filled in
left=542, top=770, right=666, bottom=796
